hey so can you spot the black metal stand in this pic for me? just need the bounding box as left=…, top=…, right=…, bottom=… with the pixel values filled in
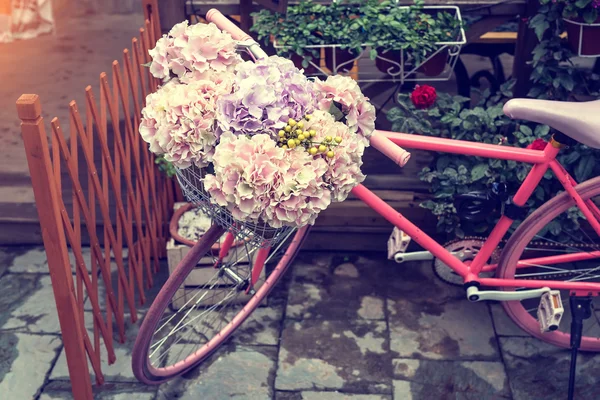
left=567, top=296, right=593, bottom=400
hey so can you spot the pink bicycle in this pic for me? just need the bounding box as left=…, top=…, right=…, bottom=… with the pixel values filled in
left=133, top=10, right=600, bottom=397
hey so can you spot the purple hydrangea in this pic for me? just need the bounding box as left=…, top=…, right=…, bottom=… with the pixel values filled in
left=216, top=56, right=316, bottom=138
left=593, top=0, right=600, bottom=8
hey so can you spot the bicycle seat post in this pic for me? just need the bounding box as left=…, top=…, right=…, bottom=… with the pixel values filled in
left=567, top=295, right=593, bottom=400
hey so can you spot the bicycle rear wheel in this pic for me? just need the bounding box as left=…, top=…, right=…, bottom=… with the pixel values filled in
left=497, top=176, right=600, bottom=351
left=132, top=224, right=310, bottom=384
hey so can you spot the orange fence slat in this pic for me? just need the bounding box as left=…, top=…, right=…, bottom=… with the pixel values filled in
left=17, top=11, right=169, bottom=399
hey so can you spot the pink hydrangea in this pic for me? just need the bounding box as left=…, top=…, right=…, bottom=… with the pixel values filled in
left=148, top=21, right=242, bottom=83
left=304, top=111, right=366, bottom=202
left=314, top=75, right=376, bottom=139
left=139, top=76, right=234, bottom=168
left=216, top=56, right=315, bottom=138
left=204, top=132, right=331, bottom=228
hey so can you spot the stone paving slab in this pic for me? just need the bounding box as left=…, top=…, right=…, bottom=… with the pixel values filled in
left=230, top=304, right=285, bottom=346
left=385, top=261, right=498, bottom=361
left=392, top=358, right=511, bottom=399
left=0, top=247, right=18, bottom=278
left=40, top=391, right=155, bottom=400
left=41, top=381, right=157, bottom=400
left=0, top=273, right=61, bottom=334
left=500, top=336, right=600, bottom=400
left=276, top=391, right=392, bottom=399
left=0, top=332, right=62, bottom=400
left=51, top=312, right=142, bottom=383
left=388, top=298, right=499, bottom=361
left=276, top=319, right=391, bottom=394
left=156, top=345, right=277, bottom=400
left=8, top=247, right=48, bottom=273
left=489, top=303, right=530, bottom=338
left=286, top=255, right=386, bottom=321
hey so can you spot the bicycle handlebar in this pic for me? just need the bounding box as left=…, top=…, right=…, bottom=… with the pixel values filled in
left=206, top=9, right=253, bottom=42
left=370, top=132, right=411, bottom=167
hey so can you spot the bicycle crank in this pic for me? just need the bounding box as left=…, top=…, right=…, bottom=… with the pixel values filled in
left=465, top=285, right=551, bottom=302
left=434, top=239, right=500, bottom=286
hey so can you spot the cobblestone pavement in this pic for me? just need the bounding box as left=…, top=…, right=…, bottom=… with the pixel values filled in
left=2, top=246, right=600, bottom=399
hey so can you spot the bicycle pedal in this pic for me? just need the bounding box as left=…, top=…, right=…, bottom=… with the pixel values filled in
left=537, top=290, right=564, bottom=333
left=387, top=227, right=411, bottom=261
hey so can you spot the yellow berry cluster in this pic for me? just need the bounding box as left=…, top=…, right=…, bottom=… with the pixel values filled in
left=277, top=115, right=342, bottom=159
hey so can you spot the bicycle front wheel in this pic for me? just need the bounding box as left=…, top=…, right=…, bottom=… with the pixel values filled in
left=497, top=176, right=600, bottom=351
left=132, top=224, right=310, bottom=384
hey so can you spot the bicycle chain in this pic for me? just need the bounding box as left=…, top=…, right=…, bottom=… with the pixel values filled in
left=444, top=236, right=600, bottom=281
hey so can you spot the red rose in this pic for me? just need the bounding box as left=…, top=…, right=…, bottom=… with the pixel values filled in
left=527, top=138, right=547, bottom=150
left=410, top=84, right=437, bottom=109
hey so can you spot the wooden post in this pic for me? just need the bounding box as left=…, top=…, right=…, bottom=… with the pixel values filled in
left=143, top=0, right=162, bottom=41
left=16, top=94, right=94, bottom=400
left=240, top=0, right=252, bottom=33
left=512, top=0, right=540, bottom=98
left=155, top=0, right=186, bottom=34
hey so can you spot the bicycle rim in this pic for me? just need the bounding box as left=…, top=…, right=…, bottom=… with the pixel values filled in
left=132, top=224, right=309, bottom=384
left=497, top=176, right=600, bottom=351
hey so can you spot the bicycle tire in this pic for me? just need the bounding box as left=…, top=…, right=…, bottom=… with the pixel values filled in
left=497, top=176, right=600, bottom=351
left=132, top=224, right=310, bottom=384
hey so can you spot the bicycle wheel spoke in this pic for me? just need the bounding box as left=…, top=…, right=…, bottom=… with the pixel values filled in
left=165, top=289, right=241, bottom=365
left=134, top=215, right=307, bottom=383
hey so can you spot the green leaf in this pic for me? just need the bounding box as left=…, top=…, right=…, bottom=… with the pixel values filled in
left=142, top=61, right=152, bottom=68
left=562, top=151, right=580, bottom=165
left=436, top=156, right=452, bottom=171
left=519, top=125, right=533, bottom=136
left=529, top=14, right=550, bottom=40
left=471, top=164, right=489, bottom=181
left=583, top=9, right=598, bottom=24
left=534, top=124, right=550, bottom=137
left=575, top=0, right=592, bottom=8
left=575, top=155, right=595, bottom=181
left=560, top=74, right=575, bottom=91
left=534, top=186, right=545, bottom=201
left=428, top=108, right=441, bottom=117
left=443, top=167, right=458, bottom=179
left=329, top=101, right=345, bottom=122
left=420, top=200, right=436, bottom=209
left=547, top=220, right=562, bottom=236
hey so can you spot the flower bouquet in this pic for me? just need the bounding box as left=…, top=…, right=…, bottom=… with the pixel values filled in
left=140, top=21, right=376, bottom=247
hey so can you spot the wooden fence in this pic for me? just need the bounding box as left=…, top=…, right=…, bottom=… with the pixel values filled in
left=16, top=2, right=169, bottom=399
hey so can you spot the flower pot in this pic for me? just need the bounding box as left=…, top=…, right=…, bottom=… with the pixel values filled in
left=324, top=48, right=357, bottom=73
left=290, top=53, right=319, bottom=75
left=416, top=49, right=450, bottom=77
left=375, top=49, right=402, bottom=75
left=564, top=17, right=600, bottom=56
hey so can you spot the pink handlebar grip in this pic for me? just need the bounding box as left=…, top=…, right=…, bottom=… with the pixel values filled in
left=370, top=131, right=411, bottom=167
left=206, top=9, right=253, bottom=42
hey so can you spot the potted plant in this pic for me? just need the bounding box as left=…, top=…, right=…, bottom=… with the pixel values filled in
left=408, top=9, right=463, bottom=76
left=354, top=0, right=405, bottom=74
left=558, top=0, right=600, bottom=56
left=319, top=1, right=364, bottom=73
left=252, top=0, right=325, bottom=73
left=356, top=0, right=462, bottom=76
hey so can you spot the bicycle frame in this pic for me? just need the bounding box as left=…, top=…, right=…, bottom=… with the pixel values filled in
left=202, top=12, right=600, bottom=295
left=358, top=130, right=600, bottom=293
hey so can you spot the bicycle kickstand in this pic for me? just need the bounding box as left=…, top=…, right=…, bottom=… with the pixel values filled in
left=567, top=295, right=593, bottom=400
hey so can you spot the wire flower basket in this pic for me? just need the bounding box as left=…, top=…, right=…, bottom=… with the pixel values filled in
left=273, top=5, right=466, bottom=83
left=175, top=165, right=296, bottom=249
